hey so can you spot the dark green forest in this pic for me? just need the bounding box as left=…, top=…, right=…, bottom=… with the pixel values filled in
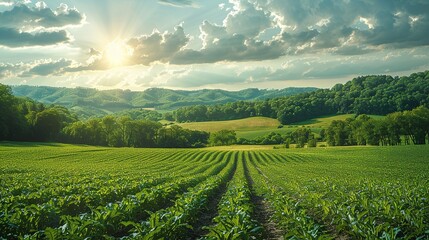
left=173, top=71, right=429, bottom=124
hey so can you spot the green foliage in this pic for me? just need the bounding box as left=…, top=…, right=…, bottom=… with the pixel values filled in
left=113, top=109, right=163, bottom=121
left=173, top=71, right=429, bottom=124
left=307, top=138, right=317, bottom=148
left=205, top=156, right=262, bottom=240
left=63, top=116, right=209, bottom=148
left=238, top=132, right=284, bottom=145
left=246, top=146, right=429, bottom=239
left=210, top=130, right=237, bottom=146
left=0, top=84, right=76, bottom=142
left=0, top=85, right=31, bottom=140
left=326, top=106, right=429, bottom=146
left=284, top=138, right=290, bottom=148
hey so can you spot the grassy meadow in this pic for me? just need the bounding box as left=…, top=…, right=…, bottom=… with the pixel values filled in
left=178, top=114, right=384, bottom=139
left=1, top=142, right=428, bottom=239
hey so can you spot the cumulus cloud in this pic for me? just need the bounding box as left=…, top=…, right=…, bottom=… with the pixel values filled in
left=0, top=27, right=70, bottom=47
left=0, top=1, right=84, bottom=48
left=20, top=58, right=73, bottom=77
left=257, top=0, right=429, bottom=53
left=0, top=58, right=76, bottom=79
left=0, top=3, right=84, bottom=30
left=166, top=0, right=282, bottom=64
left=172, top=36, right=283, bottom=64
left=224, top=0, right=271, bottom=38
left=126, top=26, right=190, bottom=65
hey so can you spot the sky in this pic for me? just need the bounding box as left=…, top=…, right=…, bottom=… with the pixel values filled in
left=0, top=0, right=428, bottom=91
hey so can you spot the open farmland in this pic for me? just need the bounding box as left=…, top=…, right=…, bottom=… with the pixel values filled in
left=177, top=114, right=384, bottom=139
left=1, top=143, right=428, bottom=239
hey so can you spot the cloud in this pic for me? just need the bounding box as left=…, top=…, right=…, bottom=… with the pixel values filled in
left=224, top=0, right=272, bottom=38
left=20, top=58, right=73, bottom=77
left=0, top=27, right=70, bottom=47
left=0, top=0, right=13, bottom=6
left=158, top=0, right=197, bottom=8
left=127, top=26, right=190, bottom=65
left=0, top=62, right=22, bottom=78
left=0, top=58, right=76, bottom=79
left=65, top=26, right=191, bottom=71
left=0, top=3, right=85, bottom=30
left=164, top=0, right=282, bottom=65
left=0, top=2, right=84, bottom=48
left=257, top=0, right=429, bottom=52
left=172, top=35, right=283, bottom=64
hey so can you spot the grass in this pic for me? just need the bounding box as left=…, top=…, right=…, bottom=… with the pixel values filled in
left=178, top=114, right=384, bottom=139
left=178, top=116, right=280, bottom=132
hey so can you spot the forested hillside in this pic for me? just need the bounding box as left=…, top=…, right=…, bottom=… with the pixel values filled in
left=0, top=84, right=210, bottom=147
left=173, top=71, right=429, bottom=124
left=11, top=86, right=316, bottom=118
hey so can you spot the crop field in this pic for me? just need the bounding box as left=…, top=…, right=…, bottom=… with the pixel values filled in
left=1, top=143, right=428, bottom=239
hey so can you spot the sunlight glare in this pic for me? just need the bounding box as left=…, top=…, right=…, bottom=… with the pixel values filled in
left=104, top=39, right=132, bottom=67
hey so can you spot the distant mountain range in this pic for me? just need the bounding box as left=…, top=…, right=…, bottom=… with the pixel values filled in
left=11, top=85, right=317, bottom=118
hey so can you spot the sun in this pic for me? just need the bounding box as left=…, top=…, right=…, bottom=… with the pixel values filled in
left=104, top=39, right=132, bottom=67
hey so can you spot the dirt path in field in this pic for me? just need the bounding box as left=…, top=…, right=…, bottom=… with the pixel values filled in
left=189, top=156, right=238, bottom=239
left=242, top=159, right=283, bottom=240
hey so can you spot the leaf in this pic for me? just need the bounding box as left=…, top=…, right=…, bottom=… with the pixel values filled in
left=44, top=227, right=59, bottom=240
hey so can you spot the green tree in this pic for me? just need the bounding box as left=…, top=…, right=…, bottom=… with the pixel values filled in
left=327, top=120, right=349, bottom=146
left=209, top=130, right=237, bottom=146
left=0, top=84, right=21, bottom=140
left=102, top=116, right=121, bottom=147
left=308, top=138, right=317, bottom=148
left=291, top=127, right=313, bottom=148
left=34, top=109, right=63, bottom=141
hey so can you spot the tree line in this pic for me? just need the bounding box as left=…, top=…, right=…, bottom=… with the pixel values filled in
left=236, top=106, right=429, bottom=147
left=1, top=84, right=238, bottom=147
left=172, top=71, right=429, bottom=124
left=1, top=84, right=77, bottom=142
left=63, top=117, right=210, bottom=148
left=325, top=106, right=429, bottom=146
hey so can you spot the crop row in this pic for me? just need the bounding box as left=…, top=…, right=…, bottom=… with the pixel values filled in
left=204, top=152, right=262, bottom=239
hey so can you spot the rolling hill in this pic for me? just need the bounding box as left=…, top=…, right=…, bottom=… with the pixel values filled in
left=11, top=85, right=317, bottom=119
left=178, top=114, right=384, bottom=139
